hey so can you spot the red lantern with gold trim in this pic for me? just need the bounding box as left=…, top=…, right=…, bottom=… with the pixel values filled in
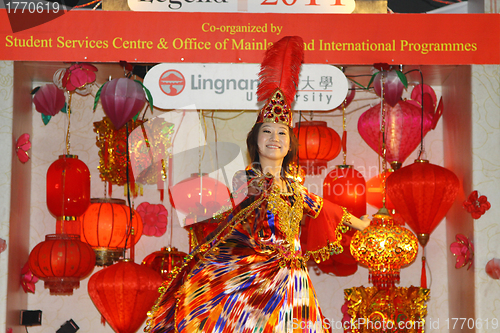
left=386, top=160, right=459, bottom=288
left=386, top=160, right=459, bottom=247
left=78, top=198, right=143, bottom=266
left=142, top=247, right=188, bottom=280
left=46, top=155, right=91, bottom=219
left=293, top=121, right=341, bottom=175
left=28, top=234, right=95, bottom=295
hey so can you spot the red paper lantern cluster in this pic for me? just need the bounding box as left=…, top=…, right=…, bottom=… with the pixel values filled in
left=78, top=198, right=143, bottom=266
left=28, top=234, right=95, bottom=294
left=293, top=121, right=341, bottom=175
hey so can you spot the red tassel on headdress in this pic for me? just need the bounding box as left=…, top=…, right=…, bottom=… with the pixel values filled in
left=256, top=36, right=304, bottom=126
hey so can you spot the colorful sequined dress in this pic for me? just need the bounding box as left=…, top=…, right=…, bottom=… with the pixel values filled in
left=146, top=170, right=348, bottom=333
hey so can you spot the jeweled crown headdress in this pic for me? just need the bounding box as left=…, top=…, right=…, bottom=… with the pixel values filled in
left=256, top=36, right=304, bottom=127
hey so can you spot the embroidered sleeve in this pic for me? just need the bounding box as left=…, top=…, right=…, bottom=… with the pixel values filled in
left=301, top=199, right=355, bottom=264
left=299, top=184, right=323, bottom=218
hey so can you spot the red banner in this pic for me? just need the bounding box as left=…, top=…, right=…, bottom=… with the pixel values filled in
left=1, top=9, right=499, bottom=65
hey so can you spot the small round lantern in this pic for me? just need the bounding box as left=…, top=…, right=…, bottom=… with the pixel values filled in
left=293, top=121, right=341, bottom=175
left=46, top=155, right=91, bottom=219
left=323, top=165, right=366, bottom=218
left=28, top=234, right=95, bottom=294
left=350, top=208, right=418, bottom=288
left=169, top=173, right=231, bottom=223
left=142, top=247, right=188, bottom=280
left=78, top=198, right=143, bottom=266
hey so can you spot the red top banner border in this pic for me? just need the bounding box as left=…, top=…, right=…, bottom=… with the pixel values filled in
left=1, top=10, right=499, bottom=65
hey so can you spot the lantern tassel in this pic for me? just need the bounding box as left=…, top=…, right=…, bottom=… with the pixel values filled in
left=130, top=229, right=135, bottom=262
left=101, top=315, right=106, bottom=326
left=421, top=255, right=427, bottom=289
left=108, top=182, right=113, bottom=197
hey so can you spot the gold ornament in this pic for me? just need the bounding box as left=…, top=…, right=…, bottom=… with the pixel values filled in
left=344, top=286, right=430, bottom=333
left=94, top=116, right=145, bottom=187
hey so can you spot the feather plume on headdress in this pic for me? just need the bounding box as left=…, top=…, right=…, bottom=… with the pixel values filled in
left=256, top=36, right=304, bottom=126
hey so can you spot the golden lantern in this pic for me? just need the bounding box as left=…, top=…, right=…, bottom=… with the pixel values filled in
left=346, top=208, right=429, bottom=332
left=350, top=208, right=418, bottom=288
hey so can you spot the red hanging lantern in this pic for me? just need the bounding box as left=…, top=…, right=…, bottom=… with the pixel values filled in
left=169, top=173, right=231, bottom=223
left=99, top=78, right=147, bottom=130
left=386, top=160, right=459, bottom=288
left=386, top=160, right=459, bottom=247
left=366, top=170, right=395, bottom=210
left=88, top=260, right=163, bottom=333
left=293, top=121, right=341, bottom=175
left=28, top=234, right=95, bottom=295
left=323, top=165, right=366, bottom=218
left=46, top=155, right=91, bottom=219
left=357, top=100, right=433, bottom=170
left=78, top=198, right=143, bottom=266
left=142, top=247, right=188, bottom=280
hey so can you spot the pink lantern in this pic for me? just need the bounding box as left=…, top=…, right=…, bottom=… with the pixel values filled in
left=33, top=84, right=65, bottom=116
left=100, top=78, right=146, bottom=130
left=373, top=70, right=405, bottom=107
left=358, top=100, right=433, bottom=170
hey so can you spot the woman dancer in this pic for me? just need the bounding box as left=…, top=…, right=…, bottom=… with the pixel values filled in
left=146, top=36, right=370, bottom=333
